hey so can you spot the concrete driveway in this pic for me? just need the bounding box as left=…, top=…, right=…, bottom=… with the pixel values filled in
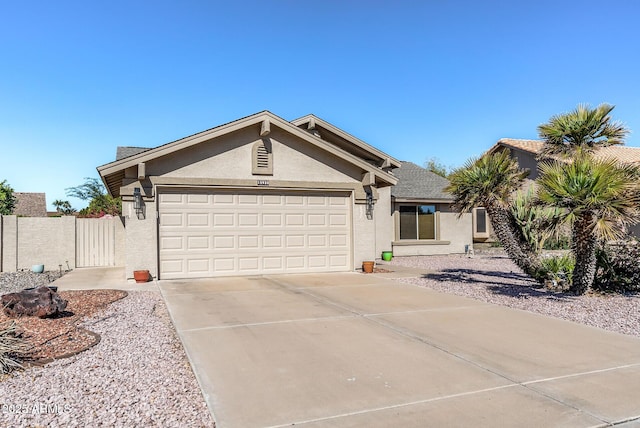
left=158, top=272, right=640, bottom=428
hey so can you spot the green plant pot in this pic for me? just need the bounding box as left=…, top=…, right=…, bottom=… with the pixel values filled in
left=381, top=251, right=393, bottom=261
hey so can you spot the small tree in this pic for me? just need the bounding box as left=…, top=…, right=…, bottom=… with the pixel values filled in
left=53, top=199, right=77, bottom=215
left=446, top=151, right=543, bottom=279
left=424, top=157, right=450, bottom=178
left=537, top=154, right=640, bottom=294
left=0, top=180, right=16, bottom=215
left=66, top=178, right=121, bottom=217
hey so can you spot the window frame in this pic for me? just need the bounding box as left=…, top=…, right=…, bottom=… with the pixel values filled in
left=397, top=204, right=439, bottom=241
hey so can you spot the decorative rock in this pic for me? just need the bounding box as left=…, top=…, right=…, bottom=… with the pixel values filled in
left=1, top=286, right=68, bottom=318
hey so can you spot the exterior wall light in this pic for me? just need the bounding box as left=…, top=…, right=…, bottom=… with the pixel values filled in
left=133, top=187, right=144, bottom=218
left=366, top=190, right=374, bottom=220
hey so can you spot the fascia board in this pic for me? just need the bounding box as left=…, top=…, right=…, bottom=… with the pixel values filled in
left=291, top=114, right=402, bottom=168
left=98, top=111, right=398, bottom=186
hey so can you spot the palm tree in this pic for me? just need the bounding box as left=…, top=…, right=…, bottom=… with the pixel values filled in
left=536, top=154, right=640, bottom=294
left=446, top=151, right=543, bottom=278
left=537, top=103, right=628, bottom=158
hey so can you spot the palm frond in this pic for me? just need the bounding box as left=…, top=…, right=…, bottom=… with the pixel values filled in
left=537, top=103, right=629, bottom=158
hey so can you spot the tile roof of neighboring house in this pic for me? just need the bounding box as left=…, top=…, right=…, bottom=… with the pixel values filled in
left=116, top=146, right=152, bottom=161
left=495, top=138, right=640, bottom=164
left=13, top=192, right=47, bottom=217
left=391, top=161, right=452, bottom=200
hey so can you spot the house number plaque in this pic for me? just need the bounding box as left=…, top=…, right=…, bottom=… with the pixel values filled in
left=257, top=180, right=269, bottom=186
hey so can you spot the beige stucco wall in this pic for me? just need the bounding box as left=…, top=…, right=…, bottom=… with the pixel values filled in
left=119, top=125, right=394, bottom=278
left=374, top=186, right=394, bottom=257
left=145, top=127, right=364, bottom=185
left=123, top=201, right=158, bottom=279
left=1, top=215, right=125, bottom=273
left=1, top=215, right=17, bottom=272
left=18, top=216, right=77, bottom=271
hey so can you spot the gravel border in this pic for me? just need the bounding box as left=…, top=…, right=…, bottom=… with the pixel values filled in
left=0, top=291, right=215, bottom=427
left=389, top=254, right=640, bottom=338
left=0, top=270, right=66, bottom=294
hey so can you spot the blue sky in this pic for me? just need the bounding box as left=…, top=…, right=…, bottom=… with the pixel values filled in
left=2, top=0, right=640, bottom=210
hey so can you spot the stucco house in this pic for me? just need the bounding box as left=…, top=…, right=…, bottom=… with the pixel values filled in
left=97, top=111, right=471, bottom=280
left=476, top=138, right=640, bottom=242
left=391, top=162, right=471, bottom=256
left=487, top=138, right=640, bottom=179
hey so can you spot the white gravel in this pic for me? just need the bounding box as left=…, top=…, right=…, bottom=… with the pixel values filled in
left=389, top=253, right=640, bottom=338
left=0, top=291, right=215, bottom=427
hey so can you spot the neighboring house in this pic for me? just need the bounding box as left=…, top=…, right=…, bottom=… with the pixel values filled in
left=487, top=138, right=640, bottom=180
left=98, top=111, right=472, bottom=280
left=13, top=193, right=47, bottom=217
left=390, top=162, right=472, bottom=255
left=479, top=138, right=640, bottom=241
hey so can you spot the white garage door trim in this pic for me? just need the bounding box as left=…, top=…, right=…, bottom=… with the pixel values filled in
left=158, top=188, right=353, bottom=279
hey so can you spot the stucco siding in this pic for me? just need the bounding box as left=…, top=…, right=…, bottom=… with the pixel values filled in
left=391, top=205, right=473, bottom=256
left=375, top=186, right=394, bottom=257
left=124, top=201, right=158, bottom=279
left=145, top=127, right=363, bottom=185
left=353, top=203, right=376, bottom=267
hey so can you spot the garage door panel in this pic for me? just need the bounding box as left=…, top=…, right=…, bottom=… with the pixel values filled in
left=286, top=235, right=305, bottom=248
left=214, top=258, right=235, bottom=272
left=263, top=235, right=283, bottom=248
left=187, top=194, right=209, bottom=204
left=161, top=236, right=184, bottom=250
left=159, top=190, right=352, bottom=279
left=187, top=259, right=209, bottom=272
left=187, top=213, right=210, bottom=227
left=187, top=236, right=209, bottom=250
left=210, top=236, right=233, bottom=249
left=308, top=235, right=326, bottom=247
left=213, top=214, right=234, bottom=226
left=263, top=257, right=283, bottom=270
left=161, top=213, right=184, bottom=227
left=238, top=214, right=259, bottom=226
left=238, top=236, right=259, bottom=249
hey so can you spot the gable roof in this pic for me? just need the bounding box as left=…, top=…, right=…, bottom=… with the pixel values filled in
left=290, top=114, right=401, bottom=170
left=98, top=111, right=398, bottom=197
left=391, top=162, right=452, bottom=201
left=489, top=138, right=640, bottom=164
left=13, top=192, right=47, bottom=217
left=116, top=146, right=151, bottom=161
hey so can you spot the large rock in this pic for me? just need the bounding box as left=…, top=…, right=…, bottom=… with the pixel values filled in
left=1, top=286, right=68, bottom=318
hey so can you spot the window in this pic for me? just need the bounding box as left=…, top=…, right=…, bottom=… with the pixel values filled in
left=475, top=208, right=487, bottom=234
left=399, top=205, right=436, bottom=240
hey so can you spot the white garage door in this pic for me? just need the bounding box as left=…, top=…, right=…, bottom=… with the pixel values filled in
left=158, top=189, right=352, bottom=279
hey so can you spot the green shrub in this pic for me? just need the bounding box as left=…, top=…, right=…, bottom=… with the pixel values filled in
left=595, top=239, right=640, bottom=293
left=539, top=254, right=574, bottom=290
left=0, top=321, right=30, bottom=374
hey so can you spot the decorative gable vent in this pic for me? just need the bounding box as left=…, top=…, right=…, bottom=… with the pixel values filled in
left=252, top=141, right=273, bottom=175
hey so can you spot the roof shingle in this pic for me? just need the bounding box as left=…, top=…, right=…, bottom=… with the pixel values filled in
left=391, top=162, right=452, bottom=200
left=496, top=138, right=640, bottom=164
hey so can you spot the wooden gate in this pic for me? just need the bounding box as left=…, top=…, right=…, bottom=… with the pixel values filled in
left=76, top=218, right=117, bottom=267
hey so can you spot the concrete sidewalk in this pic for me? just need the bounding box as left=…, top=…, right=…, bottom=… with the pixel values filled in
left=54, top=267, right=158, bottom=292
left=158, top=272, right=640, bottom=428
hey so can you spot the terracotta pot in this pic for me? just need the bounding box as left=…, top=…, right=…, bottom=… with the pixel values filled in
left=362, top=261, right=375, bottom=273
left=133, top=270, right=150, bottom=283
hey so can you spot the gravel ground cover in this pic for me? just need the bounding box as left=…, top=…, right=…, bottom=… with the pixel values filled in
left=0, top=272, right=215, bottom=427
left=389, top=253, right=640, bottom=338
left=0, top=270, right=66, bottom=294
